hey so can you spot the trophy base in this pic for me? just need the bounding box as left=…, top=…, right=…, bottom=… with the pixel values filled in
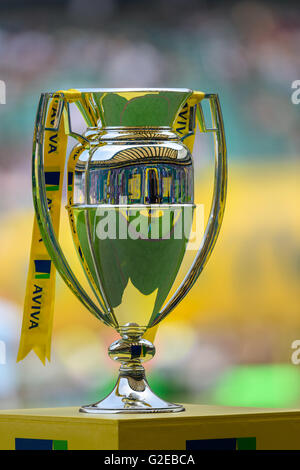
left=79, top=373, right=185, bottom=414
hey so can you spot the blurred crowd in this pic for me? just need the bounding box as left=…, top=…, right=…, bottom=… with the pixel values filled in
left=0, top=1, right=299, bottom=163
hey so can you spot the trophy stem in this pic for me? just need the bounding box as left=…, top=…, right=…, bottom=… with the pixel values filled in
left=79, top=327, right=185, bottom=414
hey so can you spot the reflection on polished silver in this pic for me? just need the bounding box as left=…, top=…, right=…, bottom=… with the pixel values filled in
left=32, top=88, right=227, bottom=413
left=73, top=127, right=193, bottom=206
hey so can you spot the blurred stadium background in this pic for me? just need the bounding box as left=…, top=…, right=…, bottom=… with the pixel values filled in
left=0, top=0, right=300, bottom=410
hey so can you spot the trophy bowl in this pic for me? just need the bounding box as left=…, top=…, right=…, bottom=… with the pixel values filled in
left=31, top=88, right=227, bottom=413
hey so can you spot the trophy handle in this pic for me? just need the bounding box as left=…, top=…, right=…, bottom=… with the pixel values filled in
left=152, top=93, right=227, bottom=326
left=32, top=93, right=112, bottom=326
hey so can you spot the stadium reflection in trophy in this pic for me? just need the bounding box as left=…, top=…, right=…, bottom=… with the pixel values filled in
left=32, top=88, right=227, bottom=413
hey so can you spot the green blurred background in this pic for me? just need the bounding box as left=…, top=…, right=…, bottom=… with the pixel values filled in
left=0, top=0, right=300, bottom=410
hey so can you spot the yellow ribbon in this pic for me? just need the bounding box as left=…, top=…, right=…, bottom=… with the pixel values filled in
left=17, top=92, right=68, bottom=363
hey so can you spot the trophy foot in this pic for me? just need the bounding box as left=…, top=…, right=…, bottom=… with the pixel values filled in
left=80, top=326, right=184, bottom=413
left=79, top=371, right=184, bottom=414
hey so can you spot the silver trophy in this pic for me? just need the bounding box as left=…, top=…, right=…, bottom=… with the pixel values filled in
left=32, top=88, right=227, bottom=413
